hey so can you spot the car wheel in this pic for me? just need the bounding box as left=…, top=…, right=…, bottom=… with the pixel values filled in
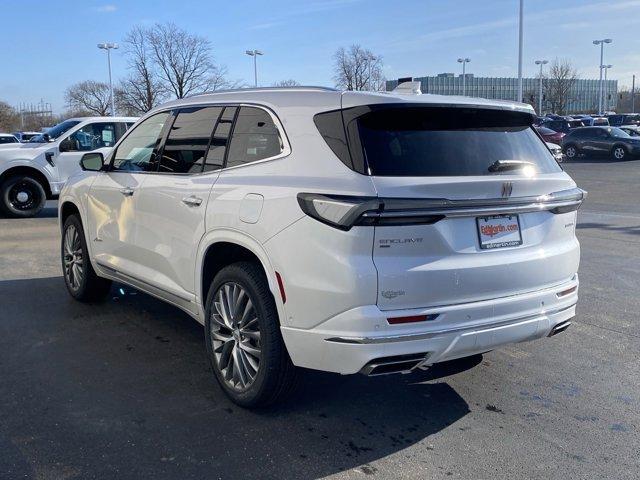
left=563, top=144, right=578, bottom=159
left=62, top=214, right=112, bottom=302
left=612, top=145, right=627, bottom=160
left=0, top=175, right=46, bottom=218
left=204, top=261, right=298, bottom=408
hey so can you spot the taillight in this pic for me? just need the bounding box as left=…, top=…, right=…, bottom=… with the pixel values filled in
left=296, top=193, right=444, bottom=231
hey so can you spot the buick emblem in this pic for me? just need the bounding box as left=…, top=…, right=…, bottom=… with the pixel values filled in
left=501, top=182, right=513, bottom=198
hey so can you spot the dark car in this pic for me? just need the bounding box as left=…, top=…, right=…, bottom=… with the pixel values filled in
left=535, top=126, right=565, bottom=145
left=608, top=114, right=640, bottom=126
left=542, top=119, right=584, bottom=134
left=561, top=126, right=640, bottom=160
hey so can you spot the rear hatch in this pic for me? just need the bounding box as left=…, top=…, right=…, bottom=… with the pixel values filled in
left=346, top=104, right=582, bottom=310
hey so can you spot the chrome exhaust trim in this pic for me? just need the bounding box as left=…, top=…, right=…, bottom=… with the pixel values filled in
left=360, top=353, right=430, bottom=376
left=548, top=319, right=572, bottom=337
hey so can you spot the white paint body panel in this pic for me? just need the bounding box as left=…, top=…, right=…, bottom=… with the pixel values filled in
left=60, top=89, right=582, bottom=376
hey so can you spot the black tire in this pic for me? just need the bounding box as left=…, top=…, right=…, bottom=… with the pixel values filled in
left=611, top=144, right=628, bottom=161
left=61, top=214, right=112, bottom=302
left=563, top=144, right=578, bottom=159
left=204, top=261, right=297, bottom=408
left=0, top=175, right=46, bottom=218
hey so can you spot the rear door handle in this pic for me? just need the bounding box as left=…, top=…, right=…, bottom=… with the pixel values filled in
left=120, top=187, right=135, bottom=196
left=182, top=195, right=203, bottom=207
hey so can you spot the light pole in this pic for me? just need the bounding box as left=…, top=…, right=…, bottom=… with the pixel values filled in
left=534, top=59, right=548, bottom=114
left=517, top=0, right=524, bottom=102
left=457, top=58, right=471, bottom=96
left=97, top=42, right=118, bottom=116
left=593, top=38, right=612, bottom=114
left=245, top=50, right=263, bottom=87
left=602, top=64, right=613, bottom=112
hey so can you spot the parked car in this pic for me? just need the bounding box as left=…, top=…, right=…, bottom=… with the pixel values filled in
left=561, top=126, right=640, bottom=160
left=607, top=113, right=640, bottom=127
left=535, top=125, right=565, bottom=144
left=619, top=125, right=640, bottom=137
left=0, top=117, right=136, bottom=217
left=59, top=87, right=585, bottom=407
left=541, top=118, right=584, bottom=134
left=546, top=142, right=563, bottom=162
left=585, top=115, right=612, bottom=126
left=0, top=134, right=20, bottom=144
left=12, top=131, right=41, bottom=143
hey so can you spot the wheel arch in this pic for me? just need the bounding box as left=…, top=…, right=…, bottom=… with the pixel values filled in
left=59, top=201, right=82, bottom=232
left=197, top=231, right=284, bottom=324
left=0, top=165, right=53, bottom=198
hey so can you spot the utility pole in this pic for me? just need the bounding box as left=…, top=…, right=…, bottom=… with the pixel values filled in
left=632, top=75, right=636, bottom=113
left=245, top=50, right=264, bottom=87
left=98, top=43, right=119, bottom=116
left=593, top=38, right=612, bottom=114
left=517, top=0, right=524, bottom=102
left=457, top=58, right=471, bottom=95
left=535, top=59, right=548, bottom=114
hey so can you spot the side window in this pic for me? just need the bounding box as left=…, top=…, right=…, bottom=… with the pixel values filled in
left=159, top=107, right=222, bottom=174
left=204, top=106, right=236, bottom=172
left=226, top=107, right=283, bottom=168
left=67, top=122, right=119, bottom=151
left=112, top=112, right=170, bottom=172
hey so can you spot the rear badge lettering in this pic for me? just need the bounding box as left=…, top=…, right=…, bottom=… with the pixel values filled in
left=381, top=290, right=405, bottom=299
left=379, top=238, right=423, bottom=248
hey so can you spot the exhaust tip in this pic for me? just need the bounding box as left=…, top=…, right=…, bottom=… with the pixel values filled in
left=360, top=353, right=430, bottom=376
left=548, top=319, right=572, bottom=337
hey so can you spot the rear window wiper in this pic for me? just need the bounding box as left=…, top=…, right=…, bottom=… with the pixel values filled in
left=488, top=159, right=536, bottom=173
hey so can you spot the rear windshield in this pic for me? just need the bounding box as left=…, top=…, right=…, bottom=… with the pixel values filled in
left=346, top=106, right=561, bottom=177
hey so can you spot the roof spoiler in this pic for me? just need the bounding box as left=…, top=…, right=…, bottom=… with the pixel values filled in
left=392, top=81, right=422, bottom=95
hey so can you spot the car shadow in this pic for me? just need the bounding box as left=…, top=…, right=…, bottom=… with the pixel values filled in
left=0, top=276, right=473, bottom=480
left=577, top=222, right=640, bottom=236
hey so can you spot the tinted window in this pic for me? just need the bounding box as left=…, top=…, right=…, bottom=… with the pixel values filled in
left=227, top=107, right=283, bottom=168
left=30, top=120, right=80, bottom=142
left=204, top=106, right=236, bottom=172
left=537, top=127, right=555, bottom=135
left=67, top=122, right=120, bottom=151
left=569, top=129, right=589, bottom=138
left=611, top=127, right=630, bottom=138
left=112, top=112, right=169, bottom=172
left=0, top=136, right=17, bottom=144
left=350, top=106, right=561, bottom=176
left=608, top=115, right=622, bottom=125
left=159, top=107, right=222, bottom=174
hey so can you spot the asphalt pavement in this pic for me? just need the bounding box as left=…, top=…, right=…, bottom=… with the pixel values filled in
left=0, top=157, right=638, bottom=479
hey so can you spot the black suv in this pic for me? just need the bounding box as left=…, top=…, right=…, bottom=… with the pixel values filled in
left=542, top=118, right=584, bottom=134
left=607, top=113, right=640, bottom=127
left=561, top=126, right=640, bottom=160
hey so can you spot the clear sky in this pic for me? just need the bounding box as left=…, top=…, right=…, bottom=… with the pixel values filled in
left=1, top=0, right=638, bottom=113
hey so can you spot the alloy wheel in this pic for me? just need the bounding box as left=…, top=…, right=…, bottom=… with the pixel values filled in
left=63, top=225, right=84, bottom=291
left=210, top=282, right=262, bottom=391
left=613, top=147, right=625, bottom=160
left=565, top=146, right=576, bottom=158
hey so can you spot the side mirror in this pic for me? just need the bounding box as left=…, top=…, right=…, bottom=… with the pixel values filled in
left=59, top=137, right=75, bottom=152
left=80, top=152, right=104, bottom=171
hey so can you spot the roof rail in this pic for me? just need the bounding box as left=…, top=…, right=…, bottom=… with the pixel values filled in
left=187, top=86, right=339, bottom=98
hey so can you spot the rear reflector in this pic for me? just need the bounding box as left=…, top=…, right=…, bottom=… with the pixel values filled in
left=387, top=314, right=439, bottom=325
left=275, top=271, right=286, bottom=304
left=557, top=286, right=577, bottom=298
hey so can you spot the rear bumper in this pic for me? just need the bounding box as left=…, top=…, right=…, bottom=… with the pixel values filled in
left=281, top=276, right=578, bottom=374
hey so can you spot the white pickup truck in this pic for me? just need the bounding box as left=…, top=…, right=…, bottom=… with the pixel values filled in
left=0, top=116, right=136, bottom=217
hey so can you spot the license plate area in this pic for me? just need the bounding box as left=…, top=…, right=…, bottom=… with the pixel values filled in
left=476, top=215, right=522, bottom=250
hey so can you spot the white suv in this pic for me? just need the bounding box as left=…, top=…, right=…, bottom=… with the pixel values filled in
left=59, top=87, right=584, bottom=407
left=0, top=117, right=136, bottom=217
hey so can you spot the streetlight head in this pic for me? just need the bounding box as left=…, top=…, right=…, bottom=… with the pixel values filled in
left=245, top=50, right=255, bottom=56
left=457, top=58, right=463, bottom=63
left=604, top=64, right=613, bottom=68
left=604, top=38, right=612, bottom=43
left=593, top=40, right=601, bottom=45
left=465, top=58, right=470, bottom=63
left=255, top=50, right=264, bottom=56
left=97, top=43, right=107, bottom=49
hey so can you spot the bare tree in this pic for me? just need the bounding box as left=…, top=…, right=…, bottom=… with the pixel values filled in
left=273, top=79, right=301, bottom=87
left=333, top=45, right=384, bottom=91
left=65, top=81, right=114, bottom=116
left=118, top=25, right=167, bottom=115
left=208, top=64, right=246, bottom=91
left=544, top=59, right=578, bottom=115
left=0, top=101, right=20, bottom=132
left=148, top=23, right=217, bottom=98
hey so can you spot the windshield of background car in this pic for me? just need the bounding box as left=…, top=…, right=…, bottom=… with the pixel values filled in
left=29, top=120, right=81, bottom=142
left=350, top=106, right=561, bottom=176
